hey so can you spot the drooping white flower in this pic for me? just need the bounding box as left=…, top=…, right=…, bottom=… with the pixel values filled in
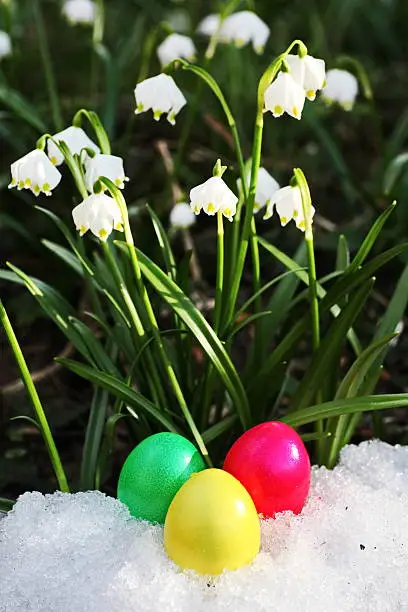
left=134, top=74, right=186, bottom=125
left=197, top=11, right=270, bottom=53
left=169, top=202, right=196, bottom=229
left=251, top=167, right=280, bottom=212
left=190, top=176, right=238, bottom=222
left=85, top=154, right=129, bottom=192
left=197, top=14, right=221, bottom=37
left=264, top=72, right=306, bottom=120
left=0, top=31, right=12, bottom=59
left=264, top=185, right=315, bottom=231
left=8, top=149, right=62, bottom=196
left=157, top=33, right=196, bottom=67
left=62, top=0, right=96, bottom=25
left=72, top=193, right=123, bottom=241
left=47, top=126, right=100, bottom=166
left=321, top=69, right=359, bottom=111
left=285, top=53, right=326, bottom=101
left=221, top=11, right=270, bottom=53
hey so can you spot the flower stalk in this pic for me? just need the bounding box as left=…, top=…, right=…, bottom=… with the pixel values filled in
left=0, top=299, right=69, bottom=492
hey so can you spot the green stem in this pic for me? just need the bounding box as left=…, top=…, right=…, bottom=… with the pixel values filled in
left=214, top=211, right=224, bottom=333
left=0, top=300, right=69, bottom=492
left=224, top=112, right=264, bottom=327
left=32, top=0, right=63, bottom=131
left=294, top=168, right=320, bottom=353
left=101, top=180, right=211, bottom=464
left=101, top=241, right=167, bottom=410
left=294, top=167, right=322, bottom=456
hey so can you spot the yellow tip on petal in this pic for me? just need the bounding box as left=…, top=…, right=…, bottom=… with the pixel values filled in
left=136, top=103, right=144, bottom=113
left=306, top=90, right=316, bottom=101
left=98, top=228, right=108, bottom=240
left=292, top=106, right=300, bottom=117
left=114, top=222, right=124, bottom=231
left=235, top=38, right=246, bottom=48
left=50, top=156, right=58, bottom=165
left=25, top=178, right=32, bottom=187
left=153, top=109, right=162, bottom=121
left=42, top=182, right=50, bottom=192
left=18, top=180, right=24, bottom=189
left=33, top=184, right=40, bottom=194
left=293, top=209, right=299, bottom=218
left=206, top=203, right=215, bottom=214
left=298, top=220, right=306, bottom=230
left=273, top=105, right=283, bottom=116
left=280, top=217, right=288, bottom=225
left=79, top=225, right=88, bottom=236
left=223, top=208, right=231, bottom=218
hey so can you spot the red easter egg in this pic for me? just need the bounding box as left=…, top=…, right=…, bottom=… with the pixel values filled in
left=223, top=422, right=310, bottom=518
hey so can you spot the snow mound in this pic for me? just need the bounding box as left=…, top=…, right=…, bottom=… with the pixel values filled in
left=0, top=440, right=407, bottom=612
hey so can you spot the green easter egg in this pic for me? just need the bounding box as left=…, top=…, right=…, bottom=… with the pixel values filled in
left=117, top=432, right=206, bottom=524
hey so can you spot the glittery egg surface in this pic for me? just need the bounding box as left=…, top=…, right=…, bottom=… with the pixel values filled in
left=117, top=432, right=206, bottom=524
left=164, top=468, right=261, bottom=575
left=223, top=421, right=311, bottom=518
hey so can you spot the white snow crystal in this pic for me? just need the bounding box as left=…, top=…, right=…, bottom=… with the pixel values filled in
left=0, top=440, right=407, bottom=611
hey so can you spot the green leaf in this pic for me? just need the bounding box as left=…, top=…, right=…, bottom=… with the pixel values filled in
left=336, top=234, right=350, bottom=271
left=35, top=206, right=95, bottom=277
left=42, top=240, right=84, bottom=276
left=347, top=201, right=397, bottom=273
left=0, top=267, right=93, bottom=363
left=336, top=334, right=397, bottom=401
left=249, top=241, right=408, bottom=395
left=68, top=317, right=120, bottom=375
left=260, top=241, right=307, bottom=343
left=283, top=394, right=408, bottom=428
left=202, top=414, right=238, bottom=444
left=0, top=497, right=15, bottom=513
left=116, top=243, right=251, bottom=429
left=0, top=85, right=46, bottom=132
left=227, top=311, right=272, bottom=340
left=146, top=204, right=177, bottom=280
left=290, top=279, right=374, bottom=413
left=9, top=415, right=41, bottom=430
left=80, top=386, right=111, bottom=490
left=258, top=236, right=362, bottom=356
left=324, top=333, right=398, bottom=467
left=383, top=153, right=408, bottom=195
left=58, top=358, right=180, bottom=433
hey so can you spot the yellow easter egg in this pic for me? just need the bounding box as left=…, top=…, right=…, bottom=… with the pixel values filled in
left=164, top=468, right=260, bottom=575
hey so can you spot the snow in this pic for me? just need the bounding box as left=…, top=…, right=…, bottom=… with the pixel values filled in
left=0, top=440, right=407, bottom=612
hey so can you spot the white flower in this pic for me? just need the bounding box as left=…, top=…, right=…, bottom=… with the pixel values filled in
left=197, top=14, right=221, bottom=37
left=169, top=202, right=196, bottom=229
left=189, top=176, right=238, bottom=222
left=321, top=69, right=358, bottom=110
left=134, top=74, right=186, bottom=125
left=221, top=11, right=270, bottom=53
left=264, top=72, right=306, bottom=120
left=72, top=193, right=123, bottom=241
left=85, top=154, right=128, bottom=192
left=0, top=31, right=12, bottom=59
left=251, top=167, right=280, bottom=213
left=285, top=53, right=326, bottom=101
left=62, top=0, right=96, bottom=25
left=47, top=126, right=100, bottom=166
left=157, top=33, right=196, bottom=67
left=8, top=149, right=62, bottom=196
left=264, top=185, right=315, bottom=231
left=197, top=11, right=270, bottom=53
